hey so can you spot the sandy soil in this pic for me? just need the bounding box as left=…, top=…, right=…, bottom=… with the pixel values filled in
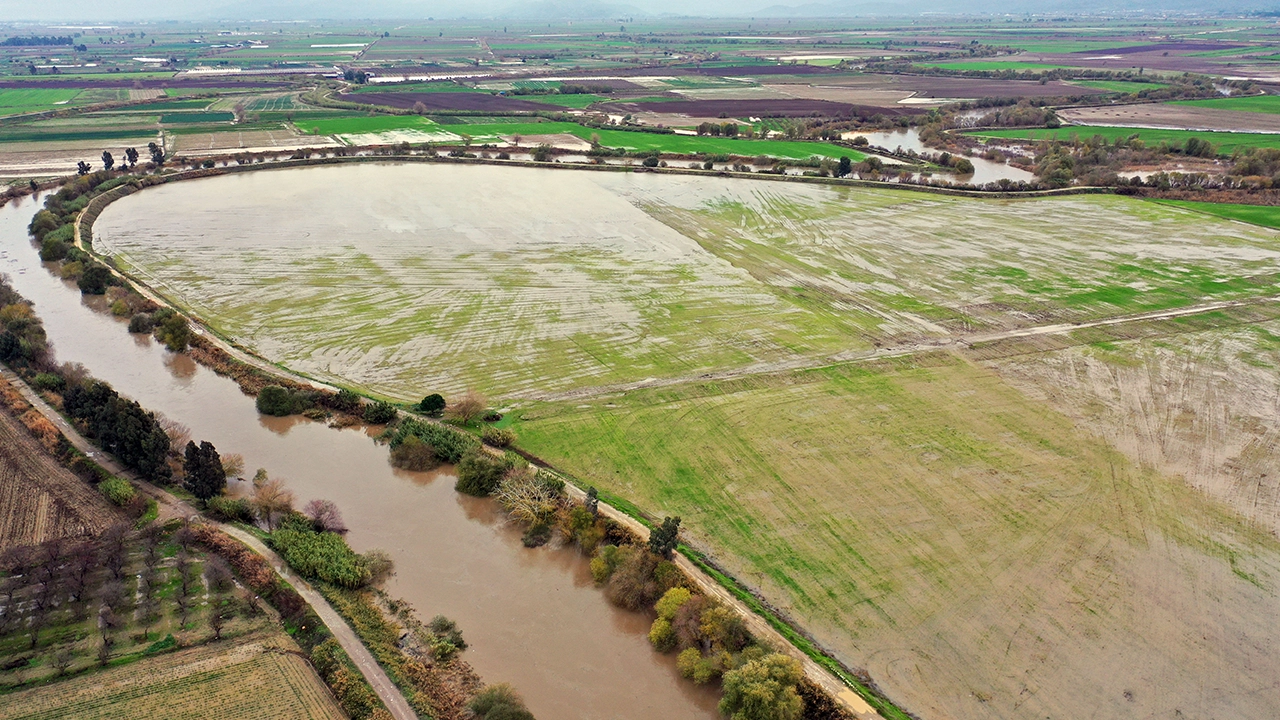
left=1060, top=104, right=1280, bottom=134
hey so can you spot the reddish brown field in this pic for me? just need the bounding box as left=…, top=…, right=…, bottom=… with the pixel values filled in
left=609, top=97, right=923, bottom=117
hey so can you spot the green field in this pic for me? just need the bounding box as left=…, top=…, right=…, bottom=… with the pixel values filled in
left=916, top=60, right=1075, bottom=71
left=161, top=112, right=235, bottom=124
left=1172, top=95, right=1280, bottom=114
left=1071, top=80, right=1171, bottom=93
left=296, top=114, right=444, bottom=135
left=965, top=125, right=1280, bottom=153
left=0, top=88, right=82, bottom=115
left=1147, top=199, right=1280, bottom=229
left=519, top=93, right=609, bottom=108
left=95, top=164, right=1280, bottom=720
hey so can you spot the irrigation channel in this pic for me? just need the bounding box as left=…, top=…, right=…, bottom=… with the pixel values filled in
left=0, top=193, right=722, bottom=719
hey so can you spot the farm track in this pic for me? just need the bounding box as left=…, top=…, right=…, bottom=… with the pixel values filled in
left=527, top=295, right=1280, bottom=403
left=0, top=366, right=418, bottom=720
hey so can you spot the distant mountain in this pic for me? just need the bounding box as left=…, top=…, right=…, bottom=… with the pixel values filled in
left=754, top=0, right=1273, bottom=15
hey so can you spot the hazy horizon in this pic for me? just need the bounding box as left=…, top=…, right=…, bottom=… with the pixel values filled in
left=0, top=0, right=1262, bottom=23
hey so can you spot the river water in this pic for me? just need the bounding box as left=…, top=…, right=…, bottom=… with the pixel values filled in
left=841, top=127, right=1036, bottom=186
left=0, top=193, right=720, bottom=719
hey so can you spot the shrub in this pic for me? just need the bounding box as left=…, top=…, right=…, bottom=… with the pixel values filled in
left=655, top=587, right=692, bottom=621
left=604, top=546, right=661, bottom=611
left=590, top=544, right=624, bottom=583
left=469, top=684, right=536, bottom=720
left=417, top=393, right=445, bottom=416
left=642, top=156, right=660, bottom=167
left=206, top=496, right=255, bottom=523
left=331, top=388, right=360, bottom=412
left=454, top=448, right=516, bottom=497
left=481, top=410, right=502, bottom=422
left=388, top=418, right=477, bottom=463
left=482, top=426, right=515, bottom=447
left=521, top=521, right=552, bottom=548
left=154, top=313, right=190, bottom=352
left=718, top=654, right=804, bottom=720
left=649, top=617, right=677, bottom=652
left=257, top=385, right=306, bottom=416
left=99, top=476, right=136, bottom=506
left=39, top=238, right=68, bottom=261
left=32, top=372, right=65, bottom=392
left=389, top=435, right=439, bottom=471
left=562, top=505, right=605, bottom=553
left=362, top=401, right=397, bottom=424
left=311, top=639, right=385, bottom=720
left=269, top=520, right=374, bottom=588
left=77, top=264, right=112, bottom=294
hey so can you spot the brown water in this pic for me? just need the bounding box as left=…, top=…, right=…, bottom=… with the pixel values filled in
left=0, top=193, right=721, bottom=719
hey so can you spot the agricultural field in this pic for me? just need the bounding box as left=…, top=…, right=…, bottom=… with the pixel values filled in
left=965, top=125, right=1280, bottom=154
left=90, top=162, right=1280, bottom=718
left=0, top=89, right=81, bottom=116
left=0, top=390, right=118, bottom=551
left=1147, top=199, right=1280, bottom=229
left=0, top=631, right=344, bottom=720
left=1172, top=94, right=1280, bottom=114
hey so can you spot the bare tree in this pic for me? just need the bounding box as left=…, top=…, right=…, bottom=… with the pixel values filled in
left=220, top=453, right=245, bottom=479
left=449, top=389, right=487, bottom=425
left=493, top=466, right=559, bottom=524
left=157, top=414, right=191, bottom=449
left=252, top=477, right=294, bottom=531
left=99, top=524, right=129, bottom=582
left=302, top=499, right=347, bottom=534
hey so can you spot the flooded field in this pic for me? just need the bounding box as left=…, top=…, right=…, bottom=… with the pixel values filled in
left=96, top=163, right=1280, bottom=403
left=0, top=194, right=721, bottom=720
left=79, top=162, right=1280, bottom=720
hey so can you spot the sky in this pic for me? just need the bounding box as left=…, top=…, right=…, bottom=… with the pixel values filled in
left=0, top=0, right=1254, bottom=21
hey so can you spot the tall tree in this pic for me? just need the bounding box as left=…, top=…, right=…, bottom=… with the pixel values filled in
left=648, top=516, right=681, bottom=559
left=183, top=440, right=225, bottom=501
left=101, top=150, right=114, bottom=171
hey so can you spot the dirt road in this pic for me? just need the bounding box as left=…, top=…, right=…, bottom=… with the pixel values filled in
left=0, top=366, right=419, bottom=720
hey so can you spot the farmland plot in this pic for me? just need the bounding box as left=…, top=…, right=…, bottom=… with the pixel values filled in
left=95, top=165, right=1280, bottom=402
left=0, top=390, right=117, bottom=550
left=91, top=163, right=1280, bottom=720
left=0, top=631, right=345, bottom=720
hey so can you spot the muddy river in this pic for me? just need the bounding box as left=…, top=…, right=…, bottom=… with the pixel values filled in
left=842, top=127, right=1036, bottom=185
left=0, top=193, right=720, bottom=719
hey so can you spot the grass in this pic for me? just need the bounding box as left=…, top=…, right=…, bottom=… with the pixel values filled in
left=965, top=125, right=1280, bottom=154
left=1171, top=95, right=1280, bottom=114
left=1146, top=199, right=1280, bottom=229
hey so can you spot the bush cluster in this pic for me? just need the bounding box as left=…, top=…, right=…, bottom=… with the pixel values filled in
left=388, top=418, right=478, bottom=464
left=98, top=476, right=136, bottom=506
left=454, top=448, right=519, bottom=497
left=268, top=515, right=388, bottom=589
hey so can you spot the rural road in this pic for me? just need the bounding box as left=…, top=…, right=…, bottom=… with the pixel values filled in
left=0, top=367, right=419, bottom=720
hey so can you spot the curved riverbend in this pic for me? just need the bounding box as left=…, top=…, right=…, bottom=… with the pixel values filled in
left=0, top=193, right=721, bottom=719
